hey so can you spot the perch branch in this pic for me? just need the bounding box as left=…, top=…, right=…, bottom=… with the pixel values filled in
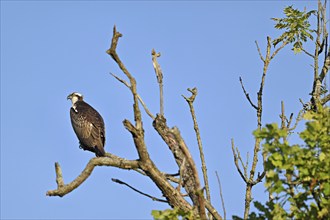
left=182, top=87, right=212, bottom=212
left=152, top=49, right=164, bottom=116
left=46, top=154, right=139, bottom=197
left=111, top=178, right=168, bottom=203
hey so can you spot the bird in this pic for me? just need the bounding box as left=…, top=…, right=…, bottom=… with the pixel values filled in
left=67, top=92, right=106, bottom=157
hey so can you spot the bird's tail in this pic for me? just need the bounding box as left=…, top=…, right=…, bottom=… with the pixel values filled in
left=95, top=146, right=106, bottom=157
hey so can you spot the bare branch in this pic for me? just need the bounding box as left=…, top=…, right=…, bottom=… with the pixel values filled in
left=320, top=51, right=329, bottom=82
left=46, top=154, right=139, bottom=197
left=111, top=178, right=168, bottom=203
left=231, top=139, right=248, bottom=183
left=288, top=109, right=304, bottom=131
left=280, top=101, right=286, bottom=129
left=107, top=26, right=195, bottom=212
left=245, top=152, right=249, bottom=178
left=286, top=113, right=294, bottom=129
left=239, top=77, right=258, bottom=110
left=251, top=171, right=266, bottom=186
left=270, top=40, right=289, bottom=60
left=176, top=157, right=186, bottom=192
left=301, top=47, right=315, bottom=58
left=183, top=88, right=211, bottom=201
left=321, top=93, right=330, bottom=105
left=239, top=35, right=287, bottom=219
left=215, top=171, right=226, bottom=220
left=110, top=72, right=131, bottom=88
left=171, top=127, right=207, bottom=219
left=106, top=25, right=142, bottom=130
left=110, top=72, right=155, bottom=119
left=183, top=87, right=212, bottom=219
left=153, top=115, right=197, bottom=201
left=152, top=49, right=164, bottom=116
left=255, top=40, right=265, bottom=62
left=204, top=199, right=223, bottom=220
left=237, top=149, right=247, bottom=177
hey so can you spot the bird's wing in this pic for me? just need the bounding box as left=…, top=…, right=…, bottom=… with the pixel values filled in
left=72, top=101, right=106, bottom=147
left=70, top=108, right=94, bottom=139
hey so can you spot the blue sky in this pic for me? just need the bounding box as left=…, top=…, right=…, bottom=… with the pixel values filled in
left=1, top=1, right=325, bottom=219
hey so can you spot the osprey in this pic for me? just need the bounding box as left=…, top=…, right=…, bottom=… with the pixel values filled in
left=67, top=92, right=106, bottom=157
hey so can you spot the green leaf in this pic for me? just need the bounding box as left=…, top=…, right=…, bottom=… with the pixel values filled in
left=319, top=152, right=326, bottom=161
left=272, top=5, right=315, bottom=52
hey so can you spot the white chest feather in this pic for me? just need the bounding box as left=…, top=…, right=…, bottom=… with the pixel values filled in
left=71, top=96, right=79, bottom=112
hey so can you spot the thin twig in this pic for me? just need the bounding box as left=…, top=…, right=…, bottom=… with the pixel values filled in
left=288, top=109, right=304, bottom=131
left=111, top=178, right=168, bottom=203
left=110, top=72, right=131, bottom=88
left=301, top=47, right=315, bottom=58
left=239, top=77, right=258, bottom=110
left=237, top=148, right=247, bottom=177
left=111, top=71, right=155, bottom=118
left=255, top=40, right=265, bottom=62
left=215, top=171, right=226, bottom=220
left=270, top=40, right=289, bottom=60
left=231, top=139, right=247, bottom=183
left=245, top=152, right=249, bottom=178
left=286, top=113, right=294, bottom=129
left=280, top=101, right=286, bottom=129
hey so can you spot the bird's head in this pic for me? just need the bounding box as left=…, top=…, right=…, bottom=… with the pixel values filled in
left=67, top=92, right=84, bottom=105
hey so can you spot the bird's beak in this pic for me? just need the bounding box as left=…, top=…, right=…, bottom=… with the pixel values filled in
left=67, top=94, right=72, bottom=100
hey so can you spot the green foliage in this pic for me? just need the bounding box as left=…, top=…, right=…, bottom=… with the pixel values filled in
left=151, top=208, right=195, bottom=220
left=250, top=106, right=330, bottom=219
left=272, top=5, right=316, bottom=53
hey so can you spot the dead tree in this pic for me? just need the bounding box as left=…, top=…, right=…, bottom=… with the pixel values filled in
left=46, top=26, right=222, bottom=220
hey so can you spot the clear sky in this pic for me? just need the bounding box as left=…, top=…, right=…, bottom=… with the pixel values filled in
left=1, top=1, right=326, bottom=219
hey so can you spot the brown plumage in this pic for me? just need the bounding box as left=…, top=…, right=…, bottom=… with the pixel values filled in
left=67, top=92, right=106, bottom=157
